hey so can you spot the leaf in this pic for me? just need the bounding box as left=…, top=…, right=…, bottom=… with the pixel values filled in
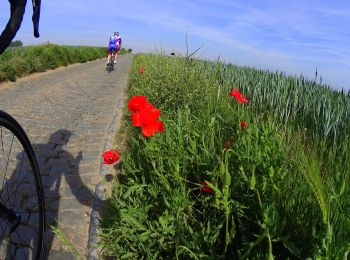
left=122, top=186, right=139, bottom=199
left=139, top=231, right=150, bottom=242
left=205, top=181, right=222, bottom=197
left=281, top=236, right=301, bottom=256
left=189, top=137, right=197, bottom=154
left=339, top=179, right=346, bottom=196
left=159, top=215, right=169, bottom=230
left=230, top=215, right=236, bottom=239
left=239, top=167, right=248, bottom=182
left=121, top=252, right=137, bottom=259
left=122, top=212, right=147, bottom=231
left=163, top=194, right=171, bottom=208
left=268, top=166, right=274, bottom=178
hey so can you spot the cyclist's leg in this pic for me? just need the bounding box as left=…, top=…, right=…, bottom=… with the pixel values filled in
left=114, top=48, right=120, bottom=64
left=107, top=48, right=112, bottom=65
left=110, top=49, right=114, bottom=64
left=112, top=48, right=117, bottom=64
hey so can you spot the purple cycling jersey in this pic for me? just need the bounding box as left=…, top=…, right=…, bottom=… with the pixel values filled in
left=108, top=36, right=122, bottom=51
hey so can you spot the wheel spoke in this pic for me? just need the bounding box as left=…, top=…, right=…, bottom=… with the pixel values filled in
left=0, top=134, right=14, bottom=207
left=0, top=127, right=4, bottom=154
left=0, top=218, right=8, bottom=239
left=8, top=152, right=26, bottom=207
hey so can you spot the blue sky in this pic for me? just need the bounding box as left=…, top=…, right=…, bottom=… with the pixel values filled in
left=1, top=0, right=349, bottom=90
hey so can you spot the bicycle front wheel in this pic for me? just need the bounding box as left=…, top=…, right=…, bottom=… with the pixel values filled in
left=0, top=110, right=45, bottom=260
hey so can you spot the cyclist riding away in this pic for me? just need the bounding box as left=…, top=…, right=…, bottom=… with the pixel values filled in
left=107, top=31, right=122, bottom=65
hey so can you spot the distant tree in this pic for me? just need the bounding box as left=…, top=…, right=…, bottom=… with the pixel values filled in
left=9, top=40, right=23, bottom=47
left=127, top=48, right=132, bottom=53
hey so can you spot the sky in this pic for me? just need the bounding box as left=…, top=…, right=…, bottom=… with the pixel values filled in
left=0, top=0, right=349, bottom=91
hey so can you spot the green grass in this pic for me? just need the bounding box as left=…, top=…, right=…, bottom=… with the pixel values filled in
left=0, top=44, right=130, bottom=82
left=51, top=225, right=82, bottom=260
left=99, top=53, right=350, bottom=259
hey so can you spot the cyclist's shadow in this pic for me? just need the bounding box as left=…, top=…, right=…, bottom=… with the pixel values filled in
left=30, top=129, right=94, bottom=258
left=0, top=128, right=93, bottom=258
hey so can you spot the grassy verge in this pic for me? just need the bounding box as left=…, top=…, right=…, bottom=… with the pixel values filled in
left=0, top=44, right=130, bottom=82
left=99, top=53, right=350, bottom=259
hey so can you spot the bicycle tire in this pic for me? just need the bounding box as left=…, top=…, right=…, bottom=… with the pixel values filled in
left=106, top=62, right=113, bottom=73
left=0, top=110, right=45, bottom=260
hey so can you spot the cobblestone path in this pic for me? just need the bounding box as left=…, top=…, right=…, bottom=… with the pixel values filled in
left=0, top=54, right=132, bottom=258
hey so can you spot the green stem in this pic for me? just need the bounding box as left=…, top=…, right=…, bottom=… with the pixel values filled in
left=241, top=232, right=266, bottom=259
left=225, top=207, right=229, bottom=252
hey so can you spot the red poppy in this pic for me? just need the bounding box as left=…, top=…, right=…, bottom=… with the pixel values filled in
left=142, top=120, right=165, bottom=137
left=130, top=111, right=142, bottom=126
left=157, top=121, right=165, bottom=133
left=128, top=96, right=165, bottom=137
left=241, top=120, right=247, bottom=128
left=128, top=96, right=147, bottom=112
left=139, top=108, right=160, bottom=125
left=128, top=96, right=155, bottom=113
left=139, top=66, right=145, bottom=73
left=144, top=101, right=154, bottom=109
left=228, top=88, right=248, bottom=104
left=131, top=108, right=160, bottom=127
left=102, top=150, right=120, bottom=165
left=201, top=181, right=214, bottom=193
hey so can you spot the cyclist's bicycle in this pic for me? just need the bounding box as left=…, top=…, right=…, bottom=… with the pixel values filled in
left=106, top=49, right=116, bottom=73
left=0, top=1, right=45, bottom=259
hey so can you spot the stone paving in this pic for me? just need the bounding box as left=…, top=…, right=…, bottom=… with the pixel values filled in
left=0, top=54, right=132, bottom=258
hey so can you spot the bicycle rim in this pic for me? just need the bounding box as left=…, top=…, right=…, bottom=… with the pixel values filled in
left=0, top=111, right=45, bottom=260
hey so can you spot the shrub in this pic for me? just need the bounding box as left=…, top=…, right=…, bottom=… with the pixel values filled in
left=0, top=44, right=108, bottom=83
left=9, top=56, right=29, bottom=77
left=3, top=64, right=16, bottom=81
left=9, top=40, right=23, bottom=47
